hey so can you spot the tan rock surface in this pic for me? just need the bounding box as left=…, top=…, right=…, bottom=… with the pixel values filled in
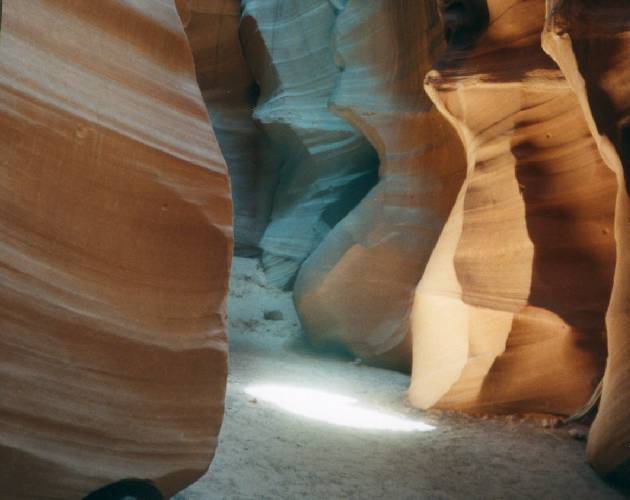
left=293, top=0, right=465, bottom=369
left=0, top=1, right=230, bottom=497
left=543, top=0, right=630, bottom=479
left=411, top=0, right=616, bottom=415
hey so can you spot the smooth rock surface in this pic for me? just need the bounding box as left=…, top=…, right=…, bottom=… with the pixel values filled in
left=183, top=0, right=268, bottom=256
left=293, top=0, right=465, bottom=369
left=0, top=1, right=230, bottom=497
left=240, top=0, right=379, bottom=288
left=543, top=0, right=630, bottom=480
left=411, top=0, right=617, bottom=415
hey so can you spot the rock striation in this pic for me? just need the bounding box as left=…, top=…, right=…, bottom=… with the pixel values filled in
left=410, top=0, right=617, bottom=415
left=0, top=1, right=230, bottom=498
left=4, top=0, right=630, bottom=490
left=293, top=0, right=466, bottom=369
left=182, top=0, right=268, bottom=256
left=543, top=0, right=630, bottom=480
left=240, top=0, right=379, bottom=289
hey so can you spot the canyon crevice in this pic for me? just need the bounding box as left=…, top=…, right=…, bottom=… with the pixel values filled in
left=294, top=0, right=466, bottom=370
left=2, top=0, right=630, bottom=496
left=239, top=0, right=379, bottom=289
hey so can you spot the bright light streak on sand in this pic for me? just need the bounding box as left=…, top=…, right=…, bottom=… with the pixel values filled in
left=245, top=384, right=435, bottom=432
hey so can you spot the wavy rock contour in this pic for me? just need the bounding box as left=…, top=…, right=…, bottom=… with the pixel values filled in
left=239, top=0, right=379, bottom=288
left=182, top=0, right=268, bottom=256
left=543, top=0, right=630, bottom=479
left=0, top=1, right=230, bottom=497
left=411, top=0, right=616, bottom=415
left=293, top=0, right=466, bottom=369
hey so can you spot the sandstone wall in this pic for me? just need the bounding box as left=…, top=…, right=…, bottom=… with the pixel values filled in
left=543, top=0, right=630, bottom=479
left=293, top=0, right=466, bottom=369
left=3, top=0, right=629, bottom=490
left=183, top=0, right=268, bottom=256
left=411, top=0, right=616, bottom=415
left=0, top=1, right=230, bottom=497
left=239, top=0, right=379, bottom=289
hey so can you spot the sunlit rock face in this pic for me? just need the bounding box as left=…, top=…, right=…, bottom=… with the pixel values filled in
left=293, top=0, right=466, bottom=369
left=543, top=0, right=630, bottom=479
left=182, top=0, right=268, bottom=256
left=240, top=0, right=379, bottom=289
left=0, top=1, right=230, bottom=498
left=410, top=0, right=617, bottom=415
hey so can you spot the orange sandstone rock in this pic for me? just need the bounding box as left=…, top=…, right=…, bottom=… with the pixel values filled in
left=411, top=0, right=616, bottom=415
left=0, top=1, right=230, bottom=498
left=543, top=0, right=630, bottom=479
left=293, top=0, right=465, bottom=369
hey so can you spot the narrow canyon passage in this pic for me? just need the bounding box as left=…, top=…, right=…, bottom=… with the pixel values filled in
left=4, top=1, right=630, bottom=497
left=175, top=259, right=621, bottom=500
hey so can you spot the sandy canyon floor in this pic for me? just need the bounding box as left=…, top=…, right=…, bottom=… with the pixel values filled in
left=175, top=258, right=623, bottom=500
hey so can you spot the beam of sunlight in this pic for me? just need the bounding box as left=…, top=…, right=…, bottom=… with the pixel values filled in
left=245, top=384, right=435, bottom=432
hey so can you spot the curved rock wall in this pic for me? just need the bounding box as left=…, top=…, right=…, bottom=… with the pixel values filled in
left=183, top=0, right=268, bottom=256
left=411, top=0, right=617, bottom=415
left=239, top=0, right=379, bottom=289
left=0, top=1, right=230, bottom=497
left=543, top=0, right=630, bottom=479
left=293, top=0, right=466, bottom=369
left=4, top=0, right=630, bottom=489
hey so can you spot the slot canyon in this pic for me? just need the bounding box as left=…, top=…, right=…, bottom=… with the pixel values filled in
left=1, top=0, right=630, bottom=498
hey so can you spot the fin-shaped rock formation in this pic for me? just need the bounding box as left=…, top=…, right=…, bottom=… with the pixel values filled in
left=240, top=0, right=379, bottom=288
left=411, top=0, right=616, bottom=415
left=293, top=0, right=466, bottom=369
left=0, top=1, right=230, bottom=497
left=543, top=0, right=630, bottom=480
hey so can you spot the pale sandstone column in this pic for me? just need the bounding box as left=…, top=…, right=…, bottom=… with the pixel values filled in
left=412, top=0, right=616, bottom=415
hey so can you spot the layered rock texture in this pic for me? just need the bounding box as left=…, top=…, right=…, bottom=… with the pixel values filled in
left=543, top=0, right=630, bottom=479
left=240, top=0, right=379, bottom=288
left=284, top=0, right=629, bottom=483
left=182, top=0, right=267, bottom=256
left=4, top=0, right=630, bottom=491
left=0, top=1, right=230, bottom=498
left=411, top=0, right=617, bottom=417
left=293, top=0, right=466, bottom=369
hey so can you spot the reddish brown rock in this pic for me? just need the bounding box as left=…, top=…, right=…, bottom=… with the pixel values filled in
left=0, top=1, right=230, bottom=498
left=293, top=0, right=465, bottom=369
left=543, top=0, right=630, bottom=479
left=411, top=0, right=616, bottom=415
left=183, top=0, right=268, bottom=256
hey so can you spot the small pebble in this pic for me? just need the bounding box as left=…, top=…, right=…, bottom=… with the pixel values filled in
left=264, top=310, right=284, bottom=321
